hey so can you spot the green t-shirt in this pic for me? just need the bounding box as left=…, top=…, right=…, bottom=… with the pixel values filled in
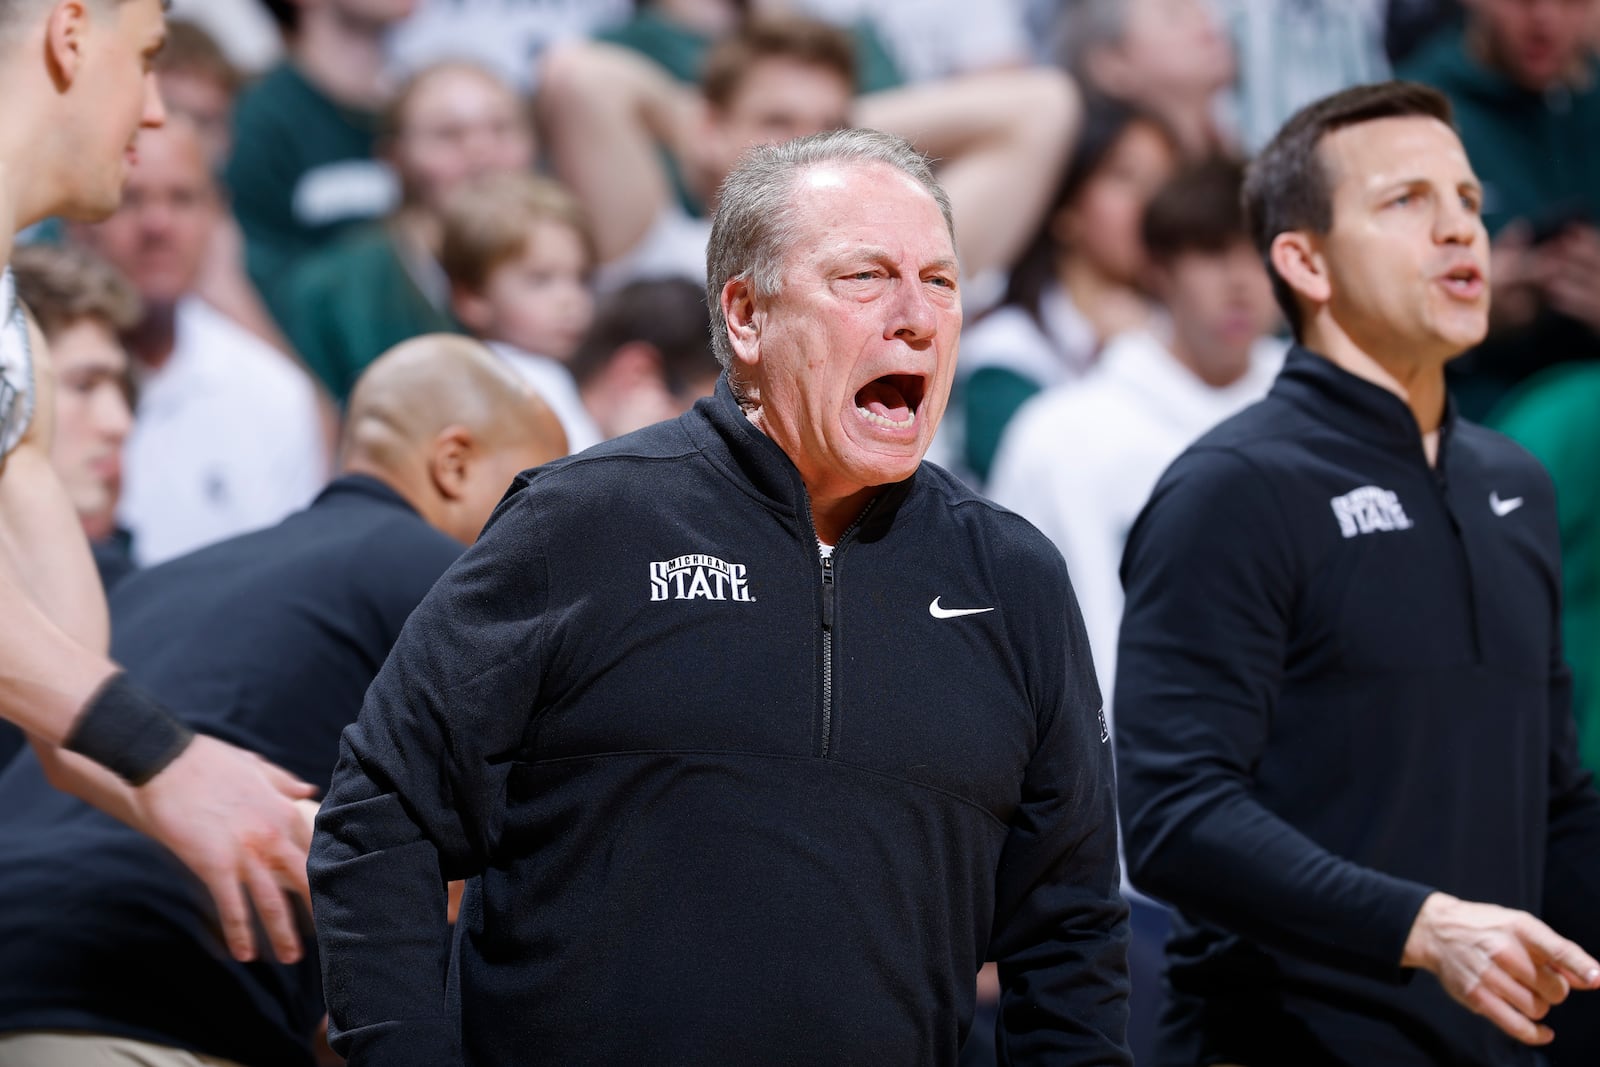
left=226, top=63, right=399, bottom=330
left=1493, top=364, right=1600, bottom=774
left=283, top=225, right=459, bottom=403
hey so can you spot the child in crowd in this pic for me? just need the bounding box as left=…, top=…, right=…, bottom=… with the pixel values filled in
left=442, top=172, right=600, bottom=454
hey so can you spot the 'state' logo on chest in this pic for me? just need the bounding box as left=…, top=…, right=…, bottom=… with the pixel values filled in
left=1330, top=485, right=1414, bottom=539
left=649, top=554, right=755, bottom=602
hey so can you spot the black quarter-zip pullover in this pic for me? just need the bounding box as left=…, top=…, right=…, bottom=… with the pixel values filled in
left=1115, top=346, right=1600, bottom=1066
left=310, top=378, right=1129, bottom=1066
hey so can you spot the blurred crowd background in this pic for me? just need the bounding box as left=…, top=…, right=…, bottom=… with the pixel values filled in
left=6, top=0, right=1600, bottom=1062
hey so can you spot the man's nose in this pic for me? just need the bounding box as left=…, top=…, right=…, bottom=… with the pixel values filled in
left=1435, top=195, right=1480, bottom=245
left=888, top=279, right=939, bottom=343
left=143, top=72, right=168, bottom=130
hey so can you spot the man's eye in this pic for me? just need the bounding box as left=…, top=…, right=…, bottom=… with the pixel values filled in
left=927, top=275, right=955, bottom=289
left=851, top=271, right=877, bottom=281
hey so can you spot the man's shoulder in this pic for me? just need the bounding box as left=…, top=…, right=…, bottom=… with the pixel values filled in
left=915, top=462, right=1071, bottom=582
left=493, top=417, right=704, bottom=521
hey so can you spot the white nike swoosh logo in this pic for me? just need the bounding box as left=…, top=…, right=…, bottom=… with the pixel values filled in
left=1490, top=492, right=1524, bottom=517
left=929, top=597, right=995, bottom=619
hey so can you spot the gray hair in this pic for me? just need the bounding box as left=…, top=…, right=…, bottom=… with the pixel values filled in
left=704, top=127, right=954, bottom=387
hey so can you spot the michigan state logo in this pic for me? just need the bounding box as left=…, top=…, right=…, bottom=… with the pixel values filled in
left=649, top=554, right=755, bottom=602
left=1330, top=486, right=1413, bottom=539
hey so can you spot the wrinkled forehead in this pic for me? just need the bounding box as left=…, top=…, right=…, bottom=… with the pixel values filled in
left=1318, top=115, right=1475, bottom=201
left=788, top=161, right=956, bottom=251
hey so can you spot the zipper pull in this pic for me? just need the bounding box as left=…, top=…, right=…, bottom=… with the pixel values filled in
left=820, top=553, right=835, bottom=630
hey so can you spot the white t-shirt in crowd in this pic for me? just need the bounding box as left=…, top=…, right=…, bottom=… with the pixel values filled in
left=386, top=0, right=631, bottom=90
left=987, top=329, right=1285, bottom=719
left=789, top=0, right=1030, bottom=82
left=119, top=298, right=328, bottom=566
left=488, top=341, right=602, bottom=455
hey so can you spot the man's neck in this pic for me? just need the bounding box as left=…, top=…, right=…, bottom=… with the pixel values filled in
left=1303, top=319, right=1450, bottom=464
left=293, top=9, right=393, bottom=111
left=126, top=304, right=180, bottom=373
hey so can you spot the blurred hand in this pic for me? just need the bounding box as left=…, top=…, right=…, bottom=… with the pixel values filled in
left=134, top=735, right=318, bottom=963
left=1488, top=222, right=1543, bottom=331
left=1402, top=892, right=1600, bottom=1046
left=1538, top=224, right=1600, bottom=334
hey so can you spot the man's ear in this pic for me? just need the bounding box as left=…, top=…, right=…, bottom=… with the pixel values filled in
left=721, top=276, right=762, bottom=369
left=1269, top=230, right=1331, bottom=309
left=45, top=1, right=92, bottom=89
left=427, top=425, right=475, bottom=501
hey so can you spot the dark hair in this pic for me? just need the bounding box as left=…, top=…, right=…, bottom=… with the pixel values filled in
left=258, top=0, right=296, bottom=37
left=993, top=95, right=1177, bottom=332
left=1244, top=81, right=1454, bottom=340
left=700, top=14, right=856, bottom=110
left=1142, top=155, right=1250, bottom=264
left=570, top=279, right=715, bottom=397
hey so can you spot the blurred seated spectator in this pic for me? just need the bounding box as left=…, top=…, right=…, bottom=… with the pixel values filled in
left=74, top=117, right=328, bottom=567
left=946, top=98, right=1179, bottom=484
left=1402, top=0, right=1600, bottom=418
left=0, top=246, right=142, bottom=771
left=1056, top=0, right=1238, bottom=159
left=0, top=335, right=564, bottom=1067
left=785, top=0, right=1029, bottom=83
left=228, top=0, right=413, bottom=327
left=538, top=15, right=1079, bottom=298
left=1210, top=0, right=1391, bottom=154
left=569, top=278, right=718, bottom=441
left=597, top=0, right=900, bottom=90
left=157, top=18, right=287, bottom=353
left=986, top=155, right=1282, bottom=1066
left=386, top=0, right=629, bottom=90
left=11, top=244, right=140, bottom=592
left=443, top=172, right=599, bottom=453
left=286, top=60, right=534, bottom=402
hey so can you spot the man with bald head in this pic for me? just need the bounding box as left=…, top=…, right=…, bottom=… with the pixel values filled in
left=0, top=334, right=562, bottom=1067
left=74, top=113, right=329, bottom=567
left=312, top=129, right=1127, bottom=1065
left=0, top=0, right=323, bottom=970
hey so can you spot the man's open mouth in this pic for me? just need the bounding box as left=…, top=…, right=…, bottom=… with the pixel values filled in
left=1440, top=262, right=1484, bottom=298
left=855, top=374, right=926, bottom=431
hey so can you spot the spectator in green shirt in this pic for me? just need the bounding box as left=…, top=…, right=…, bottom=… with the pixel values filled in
left=1400, top=0, right=1600, bottom=418
left=284, top=61, right=534, bottom=402
left=227, top=0, right=413, bottom=328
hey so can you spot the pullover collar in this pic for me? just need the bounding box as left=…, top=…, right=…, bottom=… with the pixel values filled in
left=1271, top=345, right=1457, bottom=459
left=685, top=375, right=915, bottom=543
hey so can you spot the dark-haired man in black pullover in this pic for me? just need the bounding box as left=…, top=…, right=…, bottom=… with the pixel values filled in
left=1116, top=81, right=1600, bottom=1067
left=310, top=128, right=1129, bottom=1066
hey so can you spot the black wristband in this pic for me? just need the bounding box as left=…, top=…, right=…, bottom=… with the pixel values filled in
left=65, top=672, right=195, bottom=786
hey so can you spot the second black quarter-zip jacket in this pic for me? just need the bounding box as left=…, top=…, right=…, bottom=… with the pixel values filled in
left=1116, top=345, right=1600, bottom=1066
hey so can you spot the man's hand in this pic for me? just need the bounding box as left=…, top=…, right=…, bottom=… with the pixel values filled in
left=1402, top=892, right=1600, bottom=1045
left=1488, top=222, right=1543, bottom=331
left=133, top=734, right=318, bottom=964
left=1538, top=224, right=1600, bottom=334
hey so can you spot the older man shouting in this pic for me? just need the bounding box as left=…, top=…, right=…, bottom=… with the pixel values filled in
left=310, top=128, right=1128, bottom=1067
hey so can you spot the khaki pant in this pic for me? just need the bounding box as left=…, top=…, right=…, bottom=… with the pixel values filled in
left=0, top=1032, right=245, bottom=1067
